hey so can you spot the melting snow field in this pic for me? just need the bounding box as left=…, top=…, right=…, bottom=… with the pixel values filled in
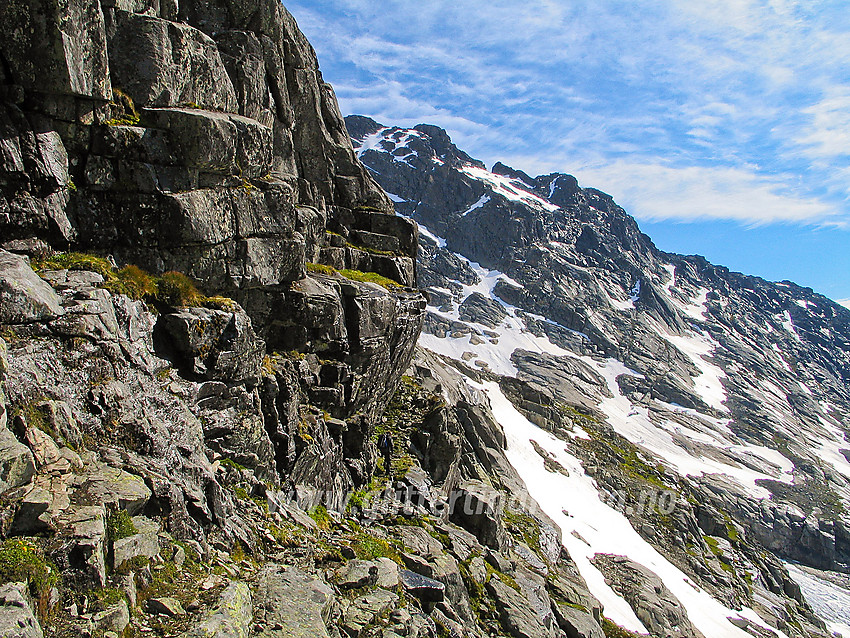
left=412, top=221, right=816, bottom=635
left=661, top=330, right=728, bottom=413
left=591, top=357, right=794, bottom=499
left=460, top=164, right=559, bottom=212
left=477, top=380, right=785, bottom=637
left=417, top=220, right=794, bottom=497
left=785, top=563, right=850, bottom=637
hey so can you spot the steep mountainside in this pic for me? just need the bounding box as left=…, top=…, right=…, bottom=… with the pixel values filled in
left=0, top=3, right=695, bottom=638
left=348, top=115, right=850, bottom=636
left=0, top=1, right=847, bottom=637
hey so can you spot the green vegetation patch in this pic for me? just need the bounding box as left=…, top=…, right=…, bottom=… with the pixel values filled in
left=90, top=586, right=128, bottom=612
left=0, top=538, right=59, bottom=599
left=306, top=262, right=336, bottom=276
left=11, top=398, right=53, bottom=438
left=35, top=252, right=238, bottom=311
left=339, top=268, right=400, bottom=289
left=352, top=534, right=403, bottom=564
left=107, top=509, right=138, bottom=543
left=156, top=271, right=205, bottom=307
left=602, top=618, right=648, bottom=638
left=308, top=505, right=333, bottom=530
left=305, top=262, right=402, bottom=289
left=33, top=252, right=114, bottom=279
left=219, top=458, right=248, bottom=472
left=105, top=87, right=140, bottom=126
left=578, top=422, right=668, bottom=490
left=102, top=264, right=158, bottom=299
left=503, top=509, right=543, bottom=555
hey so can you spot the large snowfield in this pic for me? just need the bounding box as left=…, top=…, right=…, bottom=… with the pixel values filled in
left=413, top=220, right=849, bottom=634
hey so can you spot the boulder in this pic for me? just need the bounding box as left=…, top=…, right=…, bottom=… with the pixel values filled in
left=254, top=565, right=334, bottom=638
left=400, top=569, right=445, bottom=603
left=25, top=426, right=62, bottom=468
left=74, top=464, right=151, bottom=514
left=11, top=483, right=56, bottom=534
left=350, top=230, right=400, bottom=254
left=375, top=557, right=401, bottom=589
left=553, top=604, right=605, bottom=638
left=215, top=30, right=276, bottom=125
left=485, top=577, right=555, bottom=638
left=449, top=480, right=507, bottom=550
left=146, top=596, right=185, bottom=617
left=142, top=107, right=272, bottom=178
left=112, top=516, right=161, bottom=570
left=0, top=250, right=64, bottom=324
left=56, top=505, right=108, bottom=588
left=158, top=305, right=263, bottom=383
left=107, top=11, right=237, bottom=111
left=182, top=582, right=252, bottom=638
left=91, top=601, right=130, bottom=635
left=0, top=425, right=36, bottom=493
left=0, top=582, right=43, bottom=638
left=459, top=292, right=508, bottom=328
left=335, top=559, right=378, bottom=590
left=341, top=589, right=399, bottom=637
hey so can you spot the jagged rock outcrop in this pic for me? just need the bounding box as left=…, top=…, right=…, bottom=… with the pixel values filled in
left=0, top=5, right=438, bottom=636
left=0, top=0, right=427, bottom=491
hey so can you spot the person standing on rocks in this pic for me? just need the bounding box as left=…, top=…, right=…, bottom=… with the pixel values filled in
left=378, top=433, right=393, bottom=475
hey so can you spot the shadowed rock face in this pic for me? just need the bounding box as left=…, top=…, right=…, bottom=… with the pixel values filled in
left=0, top=0, right=417, bottom=291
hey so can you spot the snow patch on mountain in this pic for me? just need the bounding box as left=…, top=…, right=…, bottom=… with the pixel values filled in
left=386, top=191, right=408, bottom=203
left=460, top=164, right=559, bottom=212
left=591, top=356, right=792, bottom=498
left=662, top=329, right=729, bottom=413
left=781, top=310, right=802, bottom=341
left=460, top=195, right=490, bottom=217
left=785, top=563, right=850, bottom=637
left=601, top=285, right=635, bottom=312
left=479, top=380, right=787, bottom=638
left=355, top=127, right=389, bottom=159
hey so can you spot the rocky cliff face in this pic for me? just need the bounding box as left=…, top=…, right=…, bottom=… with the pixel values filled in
left=348, top=115, right=850, bottom=637
left=0, top=2, right=847, bottom=637
left=0, top=4, right=627, bottom=638
left=0, top=0, right=428, bottom=483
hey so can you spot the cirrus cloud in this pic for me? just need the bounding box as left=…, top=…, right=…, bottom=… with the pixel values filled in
left=286, top=0, right=850, bottom=229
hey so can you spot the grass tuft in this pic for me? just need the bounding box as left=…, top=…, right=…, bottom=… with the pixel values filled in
left=33, top=252, right=115, bottom=279
left=107, top=510, right=138, bottom=543
left=156, top=271, right=205, bottom=307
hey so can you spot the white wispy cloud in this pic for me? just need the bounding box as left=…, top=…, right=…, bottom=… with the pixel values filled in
left=287, top=0, right=850, bottom=226
left=573, top=162, right=835, bottom=224
left=794, top=89, right=850, bottom=160
left=838, top=299, right=850, bottom=310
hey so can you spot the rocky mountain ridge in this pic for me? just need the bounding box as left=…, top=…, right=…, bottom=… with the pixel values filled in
left=347, top=115, right=850, bottom=636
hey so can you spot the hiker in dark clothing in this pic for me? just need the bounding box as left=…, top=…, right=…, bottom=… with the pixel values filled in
left=378, top=433, right=393, bottom=475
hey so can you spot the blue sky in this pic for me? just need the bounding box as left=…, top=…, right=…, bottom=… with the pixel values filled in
left=285, top=0, right=850, bottom=303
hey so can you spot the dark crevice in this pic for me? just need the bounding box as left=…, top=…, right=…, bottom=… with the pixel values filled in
left=0, top=50, right=14, bottom=86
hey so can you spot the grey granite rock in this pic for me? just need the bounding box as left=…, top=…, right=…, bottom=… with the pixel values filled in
left=0, top=250, right=64, bottom=324
left=0, top=582, right=44, bottom=638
